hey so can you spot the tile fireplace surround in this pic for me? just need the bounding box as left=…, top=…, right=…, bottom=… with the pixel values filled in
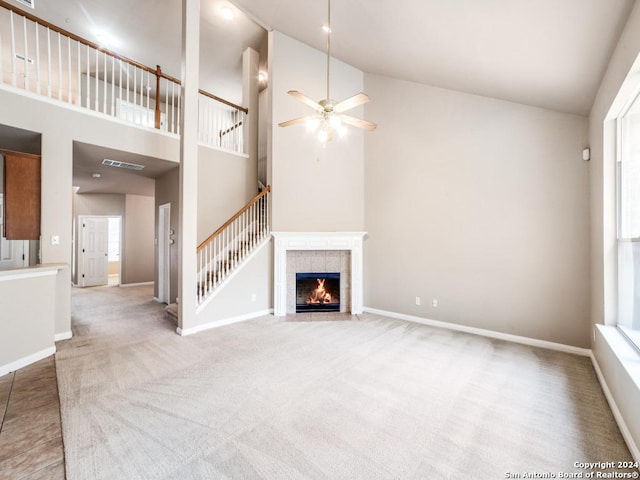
left=272, top=232, right=366, bottom=316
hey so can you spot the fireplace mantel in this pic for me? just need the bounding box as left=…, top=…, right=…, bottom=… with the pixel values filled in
left=272, top=232, right=366, bottom=316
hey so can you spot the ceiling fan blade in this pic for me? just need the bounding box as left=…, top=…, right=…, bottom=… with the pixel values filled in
left=287, top=90, right=323, bottom=111
left=340, top=114, right=377, bottom=131
left=278, top=115, right=313, bottom=128
left=333, top=92, right=371, bottom=113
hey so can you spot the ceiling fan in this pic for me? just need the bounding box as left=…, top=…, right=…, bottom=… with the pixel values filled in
left=278, top=0, right=377, bottom=144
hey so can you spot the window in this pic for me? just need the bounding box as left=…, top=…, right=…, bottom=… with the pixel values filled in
left=617, top=88, right=640, bottom=349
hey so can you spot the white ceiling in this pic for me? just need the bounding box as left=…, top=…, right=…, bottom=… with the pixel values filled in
left=5, top=0, right=634, bottom=115
left=72, top=142, right=178, bottom=196
left=233, top=0, right=636, bottom=116
left=2, top=0, right=636, bottom=194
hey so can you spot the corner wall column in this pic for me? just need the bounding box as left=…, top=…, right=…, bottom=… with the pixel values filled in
left=178, top=0, right=200, bottom=332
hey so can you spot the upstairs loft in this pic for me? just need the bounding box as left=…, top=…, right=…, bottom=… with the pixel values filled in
left=0, top=0, right=259, bottom=156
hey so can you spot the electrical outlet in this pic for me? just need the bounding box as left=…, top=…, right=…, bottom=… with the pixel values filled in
left=415, top=296, right=421, bottom=306
left=432, top=299, right=438, bottom=307
left=51, top=235, right=60, bottom=245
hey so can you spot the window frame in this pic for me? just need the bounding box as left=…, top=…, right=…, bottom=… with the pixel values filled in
left=616, top=87, right=640, bottom=352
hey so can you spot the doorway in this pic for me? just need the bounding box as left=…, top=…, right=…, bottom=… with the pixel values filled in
left=78, top=215, right=121, bottom=287
left=158, top=203, right=171, bottom=303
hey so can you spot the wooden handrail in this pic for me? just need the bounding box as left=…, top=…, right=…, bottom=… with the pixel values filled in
left=0, top=0, right=248, bottom=121
left=197, top=185, right=270, bottom=252
left=0, top=0, right=180, bottom=84
left=199, top=89, right=248, bottom=114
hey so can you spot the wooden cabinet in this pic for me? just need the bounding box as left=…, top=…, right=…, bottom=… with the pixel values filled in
left=2, top=150, right=41, bottom=240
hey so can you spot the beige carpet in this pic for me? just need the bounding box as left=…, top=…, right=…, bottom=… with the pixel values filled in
left=56, top=285, right=635, bottom=479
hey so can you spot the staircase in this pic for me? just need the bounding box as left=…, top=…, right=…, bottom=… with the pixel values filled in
left=165, top=186, right=271, bottom=323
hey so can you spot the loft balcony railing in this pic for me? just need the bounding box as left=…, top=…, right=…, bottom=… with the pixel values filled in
left=0, top=0, right=247, bottom=154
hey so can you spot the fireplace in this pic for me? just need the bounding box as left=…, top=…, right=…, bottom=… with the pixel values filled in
left=296, top=273, right=340, bottom=312
left=272, top=232, right=366, bottom=316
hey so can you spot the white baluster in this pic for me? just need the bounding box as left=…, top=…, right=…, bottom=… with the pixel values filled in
left=35, top=23, right=40, bottom=94
left=76, top=41, right=81, bottom=105
left=102, top=52, right=107, bottom=113
left=0, top=30, right=4, bottom=84
left=22, top=16, right=28, bottom=91
left=133, top=66, right=137, bottom=123
left=9, top=11, right=16, bottom=86
left=47, top=28, right=52, bottom=97
left=85, top=44, right=90, bottom=108
left=94, top=47, right=99, bottom=110
left=125, top=63, right=130, bottom=115
left=110, top=55, right=115, bottom=115
left=66, top=36, right=71, bottom=103
left=118, top=59, right=123, bottom=112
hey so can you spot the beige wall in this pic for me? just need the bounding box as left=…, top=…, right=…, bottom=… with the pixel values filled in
left=589, top=1, right=640, bottom=458
left=123, top=194, right=155, bottom=284
left=0, top=88, right=179, bottom=269
left=270, top=31, right=365, bottom=232
left=589, top=2, right=640, bottom=328
left=363, top=74, right=591, bottom=347
left=0, top=269, right=55, bottom=373
left=155, top=168, right=179, bottom=303
left=72, top=192, right=154, bottom=286
left=72, top=193, right=126, bottom=284
left=197, top=146, right=257, bottom=244
left=194, top=241, right=272, bottom=330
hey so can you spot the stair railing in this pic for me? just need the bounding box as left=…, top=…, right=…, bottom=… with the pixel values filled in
left=0, top=0, right=182, bottom=133
left=198, top=89, right=247, bottom=154
left=196, top=186, right=270, bottom=304
left=0, top=0, right=249, bottom=153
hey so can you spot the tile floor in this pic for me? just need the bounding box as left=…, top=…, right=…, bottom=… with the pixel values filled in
left=0, top=356, right=65, bottom=480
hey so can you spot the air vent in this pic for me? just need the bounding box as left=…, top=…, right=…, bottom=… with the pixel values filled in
left=16, top=0, right=35, bottom=8
left=102, top=159, right=145, bottom=171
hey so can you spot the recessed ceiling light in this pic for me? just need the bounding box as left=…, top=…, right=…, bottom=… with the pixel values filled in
left=258, top=72, right=267, bottom=83
left=96, top=33, right=110, bottom=47
left=221, top=6, right=235, bottom=21
left=322, top=25, right=331, bottom=33
left=91, top=172, right=101, bottom=178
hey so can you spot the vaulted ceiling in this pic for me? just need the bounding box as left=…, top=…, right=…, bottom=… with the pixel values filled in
left=233, top=0, right=636, bottom=116
left=5, top=0, right=635, bottom=115
left=3, top=0, right=636, bottom=194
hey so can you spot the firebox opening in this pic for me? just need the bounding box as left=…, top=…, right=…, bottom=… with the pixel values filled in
left=296, top=272, right=340, bottom=313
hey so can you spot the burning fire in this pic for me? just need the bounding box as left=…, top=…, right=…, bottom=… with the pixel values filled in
left=307, top=278, right=332, bottom=304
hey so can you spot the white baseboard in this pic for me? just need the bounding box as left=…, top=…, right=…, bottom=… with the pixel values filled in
left=177, top=309, right=273, bottom=336
left=363, top=307, right=591, bottom=357
left=54, top=331, right=72, bottom=342
left=590, top=352, right=640, bottom=462
left=0, top=346, right=56, bottom=377
left=120, top=281, right=154, bottom=288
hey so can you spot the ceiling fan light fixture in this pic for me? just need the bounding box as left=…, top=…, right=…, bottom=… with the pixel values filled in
left=306, top=116, right=321, bottom=132
left=278, top=0, right=377, bottom=143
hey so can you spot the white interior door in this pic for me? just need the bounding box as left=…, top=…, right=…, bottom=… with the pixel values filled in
left=80, top=216, right=109, bottom=287
left=158, top=204, right=171, bottom=303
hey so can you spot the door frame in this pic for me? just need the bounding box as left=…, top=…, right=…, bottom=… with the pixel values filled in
left=158, top=203, right=171, bottom=303
left=77, top=215, right=119, bottom=287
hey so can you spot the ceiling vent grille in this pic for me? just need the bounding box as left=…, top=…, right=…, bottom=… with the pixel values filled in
left=16, top=0, right=35, bottom=9
left=102, top=159, right=145, bottom=171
